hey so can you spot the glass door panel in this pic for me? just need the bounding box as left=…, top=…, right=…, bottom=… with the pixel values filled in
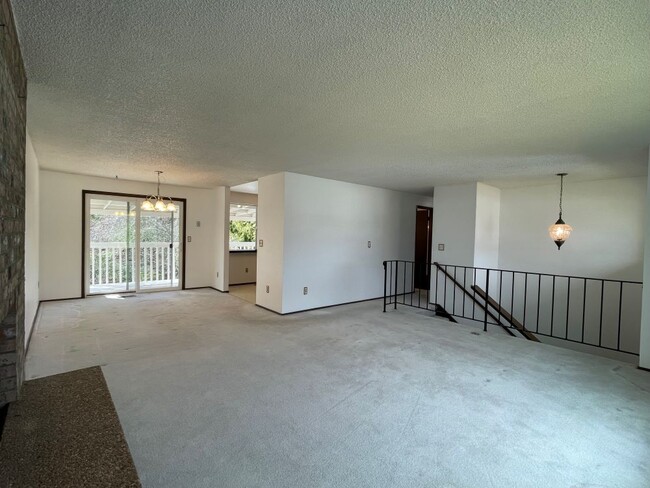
left=88, top=198, right=137, bottom=294
left=139, top=205, right=182, bottom=291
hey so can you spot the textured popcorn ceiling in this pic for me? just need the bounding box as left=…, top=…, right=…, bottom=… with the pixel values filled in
left=12, top=0, right=650, bottom=193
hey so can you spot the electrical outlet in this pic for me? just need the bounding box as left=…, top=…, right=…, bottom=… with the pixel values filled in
left=187, top=236, right=192, bottom=243
left=259, top=239, right=264, bottom=247
left=245, top=267, right=248, bottom=273
left=196, top=220, right=201, bottom=227
left=438, top=243, right=445, bottom=251
left=217, top=271, right=219, bottom=278
left=367, top=241, right=371, bottom=248
left=266, top=285, right=270, bottom=293
left=303, top=286, right=308, bottom=295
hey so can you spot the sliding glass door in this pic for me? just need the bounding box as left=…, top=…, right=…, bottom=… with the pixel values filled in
left=85, top=194, right=183, bottom=295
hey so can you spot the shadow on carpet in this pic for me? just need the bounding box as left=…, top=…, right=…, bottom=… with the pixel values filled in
left=0, top=366, right=140, bottom=487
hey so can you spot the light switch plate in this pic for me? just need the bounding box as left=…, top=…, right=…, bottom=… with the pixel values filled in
left=266, top=285, right=270, bottom=293
left=303, top=287, right=308, bottom=295
left=187, top=236, right=192, bottom=243
left=196, top=220, right=201, bottom=227
left=438, top=243, right=445, bottom=251
left=259, top=239, right=264, bottom=247
left=367, top=241, right=371, bottom=248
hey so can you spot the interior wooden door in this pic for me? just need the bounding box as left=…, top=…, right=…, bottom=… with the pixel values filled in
left=414, top=206, right=433, bottom=290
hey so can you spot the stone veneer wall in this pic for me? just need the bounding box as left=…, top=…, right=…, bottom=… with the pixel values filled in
left=0, top=0, right=27, bottom=406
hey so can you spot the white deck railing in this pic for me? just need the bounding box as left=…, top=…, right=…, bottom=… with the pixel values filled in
left=89, top=242, right=180, bottom=287
left=229, top=241, right=256, bottom=251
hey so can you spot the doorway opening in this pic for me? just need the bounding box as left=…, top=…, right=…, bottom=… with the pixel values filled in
left=229, top=181, right=258, bottom=304
left=414, top=206, right=433, bottom=290
left=83, top=192, right=186, bottom=296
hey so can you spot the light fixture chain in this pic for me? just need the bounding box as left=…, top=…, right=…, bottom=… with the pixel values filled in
left=559, top=174, right=563, bottom=217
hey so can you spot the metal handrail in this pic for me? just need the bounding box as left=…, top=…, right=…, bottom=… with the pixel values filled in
left=383, top=260, right=642, bottom=356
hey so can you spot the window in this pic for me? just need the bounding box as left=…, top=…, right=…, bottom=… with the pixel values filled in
left=229, top=204, right=257, bottom=251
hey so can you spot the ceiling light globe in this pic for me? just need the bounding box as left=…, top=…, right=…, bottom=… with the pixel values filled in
left=548, top=219, right=573, bottom=249
left=154, top=199, right=167, bottom=211
left=141, top=200, right=154, bottom=211
left=166, top=202, right=177, bottom=212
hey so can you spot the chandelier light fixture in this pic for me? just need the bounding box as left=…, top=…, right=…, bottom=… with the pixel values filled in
left=548, top=173, right=572, bottom=250
left=141, top=171, right=177, bottom=212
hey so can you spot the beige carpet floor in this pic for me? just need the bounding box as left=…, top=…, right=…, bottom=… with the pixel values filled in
left=24, top=290, right=650, bottom=487
left=228, top=283, right=256, bottom=304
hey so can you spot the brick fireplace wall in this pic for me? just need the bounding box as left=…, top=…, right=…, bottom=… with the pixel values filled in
left=0, top=0, right=27, bottom=406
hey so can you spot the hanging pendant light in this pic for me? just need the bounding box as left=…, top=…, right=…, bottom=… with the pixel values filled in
left=548, top=173, right=573, bottom=250
left=142, top=171, right=177, bottom=212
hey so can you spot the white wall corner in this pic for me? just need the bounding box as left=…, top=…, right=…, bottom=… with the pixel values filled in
left=256, top=173, right=286, bottom=313
left=474, top=182, right=501, bottom=269
left=25, top=132, right=40, bottom=350
left=214, top=186, right=230, bottom=292
left=639, top=149, right=650, bottom=369
left=432, top=183, right=478, bottom=267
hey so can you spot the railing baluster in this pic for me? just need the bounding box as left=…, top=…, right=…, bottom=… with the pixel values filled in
left=389, top=260, right=393, bottom=306
left=498, top=270, right=503, bottom=325
left=452, top=266, right=457, bottom=315
left=508, top=271, right=515, bottom=327
left=442, top=264, right=449, bottom=310
left=383, top=261, right=387, bottom=313
left=472, top=267, right=477, bottom=320
left=617, top=282, right=623, bottom=352
left=565, top=277, right=571, bottom=340
left=105, top=248, right=109, bottom=285
left=582, top=278, right=587, bottom=344
left=523, top=272, right=528, bottom=328
left=91, top=248, right=95, bottom=286
left=426, top=263, right=430, bottom=310
left=462, top=267, right=467, bottom=317
left=598, top=280, right=604, bottom=347
left=410, top=262, right=414, bottom=307
left=550, top=275, right=556, bottom=337
left=119, top=248, right=123, bottom=285
left=394, top=261, right=399, bottom=310
left=536, top=274, right=541, bottom=333
left=402, top=263, right=406, bottom=305
left=429, top=265, right=440, bottom=305
left=484, top=269, right=490, bottom=332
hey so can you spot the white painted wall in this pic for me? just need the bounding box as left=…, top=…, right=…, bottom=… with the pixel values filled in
left=230, top=191, right=258, bottom=206
left=259, top=172, right=432, bottom=314
left=256, top=173, right=285, bottom=312
left=213, top=187, right=230, bottom=292
left=229, top=191, right=258, bottom=285
left=39, top=170, right=221, bottom=300
left=474, top=183, right=501, bottom=269
left=432, top=184, right=477, bottom=266
left=230, top=253, right=256, bottom=284
left=24, top=133, right=40, bottom=347
left=640, top=153, right=650, bottom=369
left=499, top=177, right=646, bottom=280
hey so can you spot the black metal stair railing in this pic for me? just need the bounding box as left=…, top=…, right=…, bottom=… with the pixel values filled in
left=382, top=260, right=643, bottom=356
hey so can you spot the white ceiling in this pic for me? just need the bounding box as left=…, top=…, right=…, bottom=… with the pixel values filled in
left=13, top=0, right=650, bottom=194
